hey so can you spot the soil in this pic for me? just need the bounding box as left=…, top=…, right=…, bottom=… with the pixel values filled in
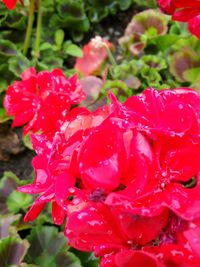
left=0, top=149, right=35, bottom=180
left=0, top=6, right=140, bottom=181
left=0, top=124, right=35, bottom=180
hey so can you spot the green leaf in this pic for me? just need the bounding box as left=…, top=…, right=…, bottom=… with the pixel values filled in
left=153, top=34, right=180, bottom=51
left=0, top=236, right=29, bottom=267
left=8, top=54, right=30, bottom=77
left=56, top=251, right=82, bottom=267
left=118, top=0, right=132, bottom=10
left=183, top=67, right=200, bottom=83
left=0, top=40, right=17, bottom=57
left=22, top=134, right=33, bottom=150
left=7, top=191, right=33, bottom=213
left=0, top=214, right=21, bottom=239
left=25, top=226, right=81, bottom=267
left=55, top=29, right=65, bottom=48
left=71, top=250, right=99, bottom=267
left=63, top=43, right=83, bottom=57
left=0, top=172, right=19, bottom=215
left=0, top=108, right=11, bottom=123
left=40, top=42, right=53, bottom=51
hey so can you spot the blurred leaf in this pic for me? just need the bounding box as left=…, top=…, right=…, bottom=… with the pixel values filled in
left=169, top=49, right=200, bottom=82
left=118, top=0, right=132, bottom=10
left=63, top=43, right=83, bottom=57
left=40, top=42, right=53, bottom=51
left=56, top=251, right=82, bottom=267
left=7, top=191, right=33, bottom=213
left=0, top=40, right=17, bottom=57
left=153, top=34, right=180, bottom=51
left=22, top=134, right=33, bottom=150
left=71, top=250, right=99, bottom=267
left=0, top=236, right=29, bottom=267
left=183, top=67, right=200, bottom=83
left=55, top=29, right=65, bottom=49
left=8, top=54, right=30, bottom=77
left=0, top=172, right=19, bottom=215
left=0, top=214, right=21, bottom=239
left=0, top=108, right=10, bottom=123
left=25, top=226, right=81, bottom=267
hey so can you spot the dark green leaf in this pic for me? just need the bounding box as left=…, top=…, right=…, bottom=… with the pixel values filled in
left=25, top=226, right=80, bottom=267
left=0, top=236, right=29, bottom=267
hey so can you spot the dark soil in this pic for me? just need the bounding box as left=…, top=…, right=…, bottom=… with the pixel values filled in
left=0, top=149, right=35, bottom=180
left=0, top=124, right=35, bottom=180
left=0, top=6, right=140, bottom=181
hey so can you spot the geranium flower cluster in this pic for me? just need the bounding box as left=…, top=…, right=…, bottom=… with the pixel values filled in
left=4, top=67, right=85, bottom=136
left=5, top=73, right=200, bottom=266
left=157, top=0, right=200, bottom=39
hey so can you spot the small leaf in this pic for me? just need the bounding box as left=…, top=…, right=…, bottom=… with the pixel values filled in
left=0, top=172, right=27, bottom=215
left=55, top=29, right=65, bottom=48
left=0, top=108, right=11, bottom=123
left=22, top=134, right=33, bottom=150
left=0, top=172, right=18, bottom=215
left=40, top=42, right=53, bottom=51
left=183, top=67, right=200, bottom=83
left=7, top=191, right=33, bottom=213
left=153, top=34, right=180, bottom=51
left=71, top=250, right=99, bottom=267
left=63, top=43, right=83, bottom=57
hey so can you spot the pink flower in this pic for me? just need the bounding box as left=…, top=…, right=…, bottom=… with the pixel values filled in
left=4, top=67, right=85, bottom=135
left=74, top=37, right=114, bottom=77
left=157, top=0, right=200, bottom=39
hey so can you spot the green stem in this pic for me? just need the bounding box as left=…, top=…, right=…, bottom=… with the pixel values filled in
left=103, top=43, right=117, bottom=66
left=34, top=0, right=42, bottom=59
left=23, top=0, right=35, bottom=56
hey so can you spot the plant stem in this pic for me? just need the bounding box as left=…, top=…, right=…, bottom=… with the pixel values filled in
left=34, top=0, right=42, bottom=59
left=23, top=0, right=35, bottom=56
left=103, top=43, right=117, bottom=66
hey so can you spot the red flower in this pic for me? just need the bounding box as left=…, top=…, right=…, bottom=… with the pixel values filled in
left=106, top=88, right=200, bottom=220
left=74, top=36, right=114, bottom=77
left=66, top=201, right=168, bottom=252
left=2, top=0, right=23, bottom=9
left=157, top=0, right=200, bottom=39
left=18, top=87, right=200, bottom=266
left=66, top=201, right=200, bottom=267
left=4, top=67, right=85, bottom=135
left=18, top=105, right=110, bottom=223
left=99, top=244, right=200, bottom=267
